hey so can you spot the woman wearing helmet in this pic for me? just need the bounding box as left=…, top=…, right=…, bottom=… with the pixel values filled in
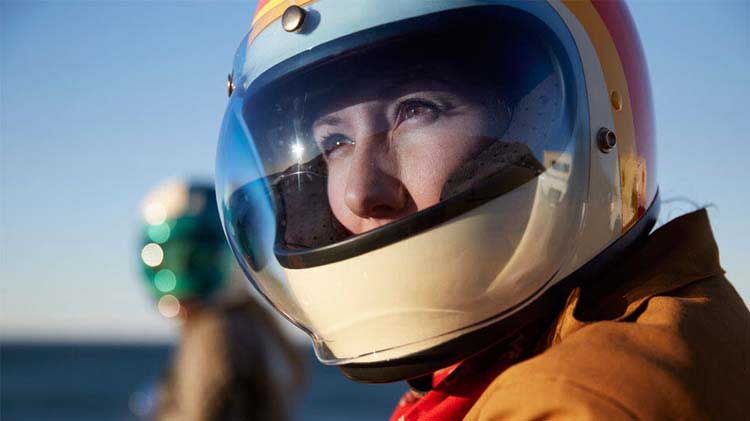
left=216, top=1, right=750, bottom=419
left=138, top=180, right=305, bottom=421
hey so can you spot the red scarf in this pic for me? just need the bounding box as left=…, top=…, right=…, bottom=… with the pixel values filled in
left=389, top=336, right=529, bottom=421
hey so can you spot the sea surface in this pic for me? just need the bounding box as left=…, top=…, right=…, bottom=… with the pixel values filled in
left=1, top=343, right=406, bottom=421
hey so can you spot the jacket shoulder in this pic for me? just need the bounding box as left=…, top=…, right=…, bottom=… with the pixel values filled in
left=465, top=275, right=750, bottom=421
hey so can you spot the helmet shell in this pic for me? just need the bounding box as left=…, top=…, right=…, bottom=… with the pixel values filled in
left=217, top=0, right=658, bottom=380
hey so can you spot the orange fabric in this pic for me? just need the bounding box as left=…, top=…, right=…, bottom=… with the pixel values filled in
left=463, top=209, right=750, bottom=420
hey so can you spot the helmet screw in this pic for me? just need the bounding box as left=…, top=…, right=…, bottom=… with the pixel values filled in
left=282, top=5, right=306, bottom=32
left=227, top=72, right=234, bottom=97
left=597, top=128, right=617, bottom=153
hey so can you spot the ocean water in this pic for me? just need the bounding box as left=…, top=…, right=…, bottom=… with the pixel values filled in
left=0, top=343, right=406, bottom=421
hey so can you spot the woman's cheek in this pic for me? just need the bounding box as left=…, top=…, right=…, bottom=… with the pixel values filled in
left=396, top=128, right=469, bottom=209
left=400, top=163, right=445, bottom=210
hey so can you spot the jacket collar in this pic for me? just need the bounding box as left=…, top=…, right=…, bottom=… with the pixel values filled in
left=553, top=209, right=724, bottom=341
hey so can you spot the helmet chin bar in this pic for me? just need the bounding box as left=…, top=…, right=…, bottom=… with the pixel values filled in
left=337, top=193, right=660, bottom=383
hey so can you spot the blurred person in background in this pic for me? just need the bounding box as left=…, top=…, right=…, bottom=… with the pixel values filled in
left=214, top=1, right=750, bottom=420
left=138, top=180, right=305, bottom=421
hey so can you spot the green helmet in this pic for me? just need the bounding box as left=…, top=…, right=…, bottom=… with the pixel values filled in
left=138, top=180, right=231, bottom=316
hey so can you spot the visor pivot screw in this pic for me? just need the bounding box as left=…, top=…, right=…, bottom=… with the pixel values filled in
left=227, top=72, right=234, bottom=97
left=597, top=128, right=617, bottom=153
left=282, top=5, right=306, bottom=33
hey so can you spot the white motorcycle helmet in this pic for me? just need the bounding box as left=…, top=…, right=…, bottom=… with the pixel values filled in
left=216, top=0, right=658, bottom=382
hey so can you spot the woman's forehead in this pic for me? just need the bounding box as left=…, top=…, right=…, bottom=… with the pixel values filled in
left=310, top=73, right=483, bottom=125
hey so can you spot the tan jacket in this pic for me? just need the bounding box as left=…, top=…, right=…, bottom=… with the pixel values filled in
left=465, top=210, right=750, bottom=420
left=156, top=298, right=305, bottom=421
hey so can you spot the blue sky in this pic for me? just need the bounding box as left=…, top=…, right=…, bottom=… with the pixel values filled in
left=2, top=1, right=748, bottom=341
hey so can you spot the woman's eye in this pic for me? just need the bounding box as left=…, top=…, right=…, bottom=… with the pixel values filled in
left=319, top=133, right=354, bottom=157
left=397, top=99, right=440, bottom=125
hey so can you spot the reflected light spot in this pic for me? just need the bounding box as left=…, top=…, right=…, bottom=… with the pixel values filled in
left=157, top=295, right=180, bottom=318
left=144, top=202, right=167, bottom=225
left=291, top=143, right=305, bottom=159
left=141, top=243, right=164, bottom=267
left=147, top=223, right=171, bottom=243
left=154, top=269, right=177, bottom=292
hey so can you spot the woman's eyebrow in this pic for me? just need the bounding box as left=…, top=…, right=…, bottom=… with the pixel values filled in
left=313, top=115, right=342, bottom=130
left=377, top=76, right=457, bottom=98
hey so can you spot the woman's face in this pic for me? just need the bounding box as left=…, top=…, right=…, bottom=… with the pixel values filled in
left=312, top=77, right=506, bottom=235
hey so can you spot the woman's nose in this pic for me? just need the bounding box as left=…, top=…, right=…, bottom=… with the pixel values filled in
left=344, top=135, right=408, bottom=220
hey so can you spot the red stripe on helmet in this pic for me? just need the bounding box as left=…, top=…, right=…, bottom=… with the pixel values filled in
left=255, top=0, right=271, bottom=15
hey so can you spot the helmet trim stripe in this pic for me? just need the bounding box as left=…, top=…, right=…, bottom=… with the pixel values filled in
left=561, top=0, right=650, bottom=231
left=590, top=0, right=657, bottom=220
